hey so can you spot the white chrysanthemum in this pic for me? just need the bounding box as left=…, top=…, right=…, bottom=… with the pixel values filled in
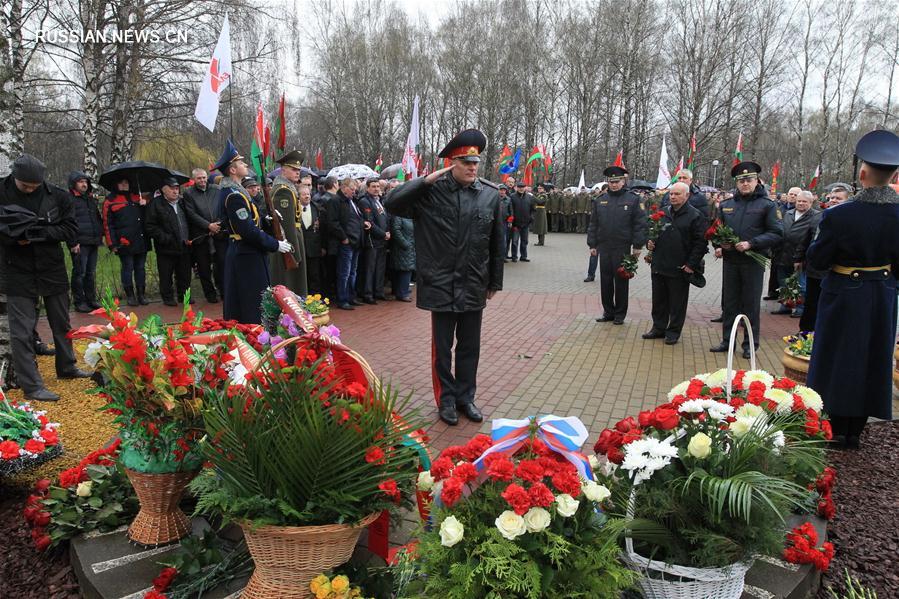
left=771, top=431, right=786, bottom=453
left=703, top=368, right=730, bottom=388
left=793, top=385, right=823, bottom=412
left=707, top=402, right=735, bottom=421
left=743, top=370, right=774, bottom=387
left=735, top=404, right=764, bottom=420
left=667, top=380, right=691, bottom=400
left=621, top=438, right=677, bottom=484
left=764, top=388, right=794, bottom=413
left=678, top=399, right=707, bottom=414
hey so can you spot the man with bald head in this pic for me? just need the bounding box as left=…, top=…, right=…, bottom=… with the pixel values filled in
left=642, top=182, right=708, bottom=344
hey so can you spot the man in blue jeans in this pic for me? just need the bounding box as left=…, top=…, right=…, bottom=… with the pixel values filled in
left=327, top=178, right=364, bottom=310
left=67, top=171, right=103, bottom=312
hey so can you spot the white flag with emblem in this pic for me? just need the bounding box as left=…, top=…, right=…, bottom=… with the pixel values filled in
left=577, top=169, right=586, bottom=190
left=402, top=95, right=420, bottom=178
left=194, top=14, right=232, bottom=132
left=655, top=136, right=671, bottom=190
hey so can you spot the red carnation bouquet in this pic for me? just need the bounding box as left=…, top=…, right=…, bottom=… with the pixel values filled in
left=783, top=521, right=834, bottom=571
left=705, top=218, right=769, bottom=267
left=0, top=387, right=61, bottom=476
left=616, top=254, right=638, bottom=279
left=777, top=272, right=804, bottom=309
left=644, top=208, right=670, bottom=264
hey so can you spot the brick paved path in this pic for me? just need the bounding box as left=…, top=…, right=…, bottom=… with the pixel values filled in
left=48, top=232, right=810, bottom=454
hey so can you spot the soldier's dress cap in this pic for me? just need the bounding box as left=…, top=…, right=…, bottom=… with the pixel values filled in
left=544, top=182, right=555, bottom=189
left=603, top=165, right=628, bottom=179
left=731, top=161, right=762, bottom=179
left=11, top=154, right=47, bottom=183
left=855, top=130, right=899, bottom=170
left=275, top=149, right=305, bottom=169
left=438, top=129, right=487, bottom=163
left=213, top=139, right=244, bottom=173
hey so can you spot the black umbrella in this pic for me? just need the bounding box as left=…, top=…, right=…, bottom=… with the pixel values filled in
left=629, top=179, right=655, bottom=191
left=98, top=161, right=187, bottom=194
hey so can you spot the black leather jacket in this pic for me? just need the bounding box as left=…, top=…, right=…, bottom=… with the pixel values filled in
left=717, top=184, right=783, bottom=262
left=586, top=188, right=647, bottom=249
left=385, top=174, right=504, bottom=312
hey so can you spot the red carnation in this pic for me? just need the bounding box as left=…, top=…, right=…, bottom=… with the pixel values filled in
left=440, top=476, right=463, bottom=507
left=515, top=459, right=545, bottom=483
left=153, top=567, right=179, bottom=592
left=551, top=470, right=582, bottom=497
left=528, top=482, right=555, bottom=508
left=24, top=439, right=46, bottom=454
left=462, top=434, right=493, bottom=461
left=773, top=377, right=797, bottom=390
left=453, top=462, right=478, bottom=485
left=486, top=455, right=515, bottom=481
left=501, top=483, right=532, bottom=515
left=378, top=478, right=401, bottom=504
left=34, top=479, right=51, bottom=493
left=365, top=446, right=386, bottom=465
left=430, top=456, right=454, bottom=481
left=0, top=440, right=21, bottom=459
left=33, top=534, right=52, bottom=552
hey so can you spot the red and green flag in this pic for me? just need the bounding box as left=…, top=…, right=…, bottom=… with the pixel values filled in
left=250, top=102, right=267, bottom=179
left=670, top=156, right=684, bottom=185
left=397, top=166, right=406, bottom=182
left=497, top=144, right=513, bottom=174
left=543, top=146, right=553, bottom=177
left=523, top=145, right=544, bottom=186
left=374, top=153, right=383, bottom=173
left=770, top=160, right=781, bottom=193
left=808, top=164, right=820, bottom=190
left=732, top=132, right=744, bottom=167
left=686, top=132, right=697, bottom=171
left=274, top=93, right=286, bottom=154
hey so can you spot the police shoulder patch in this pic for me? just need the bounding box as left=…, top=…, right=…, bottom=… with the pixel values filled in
left=280, top=198, right=290, bottom=209
left=236, top=208, right=249, bottom=220
left=776, top=209, right=783, bottom=219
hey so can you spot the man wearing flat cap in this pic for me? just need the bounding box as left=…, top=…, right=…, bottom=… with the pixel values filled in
left=269, top=150, right=307, bottom=296
left=587, top=163, right=647, bottom=325
left=709, top=161, right=783, bottom=359
left=146, top=176, right=194, bottom=306
left=385, top=128, right=504, bottom=426
left=807, top=130, right=899, bottom=449
left=0, top=154, right=91, bottom=401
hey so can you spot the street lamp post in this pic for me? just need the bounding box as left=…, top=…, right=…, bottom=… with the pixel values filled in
left=711, top=159, right=720, bottom=189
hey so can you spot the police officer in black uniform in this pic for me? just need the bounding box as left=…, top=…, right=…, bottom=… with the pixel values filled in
left=586, top=165, right=647, bottom=324
left=709, top=161, right=783, bottom=358
left=215, top=140, right=293, bottom=324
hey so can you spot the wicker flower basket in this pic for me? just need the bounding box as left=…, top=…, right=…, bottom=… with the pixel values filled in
left=125, top=468, right=198, bottom=546
left=240, top=513, right=380, bottom=598
left=781, top=348, right=810, bottom=385
left=311, top=310, right=330, bottom=327
left=893, top=346, right=899, bottom=391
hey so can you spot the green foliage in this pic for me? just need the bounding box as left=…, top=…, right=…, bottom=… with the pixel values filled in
left=135, top=132, right=214, bottom=177
left=161, top=537, right=254, bottom=599
left=828, top=570, right=878, bottom=599
left=406, top=488, right=634, bottom=598
left=192, top=356, right=423, bottom=526
left=159, top=530, right=224, bottom=576
left=39, top=464, right=139, bottom=547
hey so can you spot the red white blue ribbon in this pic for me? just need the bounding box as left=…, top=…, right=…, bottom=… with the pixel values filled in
left=473, top=415, right=594, bottom=481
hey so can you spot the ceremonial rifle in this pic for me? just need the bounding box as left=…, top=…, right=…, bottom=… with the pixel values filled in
left=257, top=152, right=299, bottom=270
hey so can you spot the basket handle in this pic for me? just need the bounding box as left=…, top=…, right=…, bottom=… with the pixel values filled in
left=725, top=313, right=755, bottom=399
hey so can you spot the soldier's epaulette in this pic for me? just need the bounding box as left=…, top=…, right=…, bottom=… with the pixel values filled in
left=479, top=178, right=499, bottom=189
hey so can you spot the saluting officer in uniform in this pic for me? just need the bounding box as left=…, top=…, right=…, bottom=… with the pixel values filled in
left=215, top=140, right=293, bottom=324
left=385, top=129, right=504, bottom=426
left=807, top=130, right=899, bottom=449
left=587, top=165, right=647, bottom=324
left=709, top=161, right=783, bottom=358
left=269, top=150, right=307, bottom=296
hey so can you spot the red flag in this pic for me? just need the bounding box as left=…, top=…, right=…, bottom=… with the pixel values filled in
left=315, top=148, right=323, bottom=170
left=770, top=160, right=781, bottom=193
left=732, top=132, right=744, bottom=167
left=263, top=125, right=271, bottom=163
left=275, top=93, right=286, bottom=152
left=496, top=144, right=512, bottom=174
left=374, top=153, right=383, bottom=173
left=686, top=132, right=697, bottom=171
left=808, top=164, right=820, bottom=190
left=613, top=149, right=624, bottom=168
left=543, top=146, right=553, bottom=177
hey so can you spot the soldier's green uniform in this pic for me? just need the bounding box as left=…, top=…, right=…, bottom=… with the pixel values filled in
left=560, top=191, right=575, bottom=233
left=575, top=192, right=589, bottom=233
left=532, top=193, right=548, bottom=244
left=546, top=189, right=560, bottom=232
left=269, top=174, right=307, bottom=296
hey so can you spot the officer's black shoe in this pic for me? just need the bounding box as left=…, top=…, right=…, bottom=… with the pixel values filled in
left=363, top=297, right=377, bottom=305
left=439, top=405, right=459, bottom=426
left=350, top=299, right=364, bottom=306
left=58, top=367, right=92, bottom=379
left=664, top=336, right=679, bottom=345
left=337, top=303, right=355, bottom=310
left=459, top=403, right=483, bottom=423
left=520, top=258, right=530, bottom=262
left=710, top=315, right=724, bottom=323
left=137, top=286, right=150, bottom=305
left=642, top=330, right=665, bottom=339
left=163, top=298, right=177, bottom=307
left=770, top=307, right=791, bottom=315
left=75, top=302, right=92, bottom=313
left=34, top=342, right=55, bottom=356
left=709, top=342, right=729, bottom=353
left=26, top=388, right=60, bottom=402
left=583, top=276, right=595, bottom=282
left=613, top=318, right=624, bottom=325
left=512, top=258, right=519, bottom=262
left=125, top=287, right=139, bottom=306
left=742, top=348, right=752, bottom=359
left=595, top=315, right=614, bottom=322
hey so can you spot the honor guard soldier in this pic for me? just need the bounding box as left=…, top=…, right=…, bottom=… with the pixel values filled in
left=709, top=161, right=783, bottom=358
left=807, top=130, right=899, bottom=449
left=215, top=140, right=292, bottom=324
left=560, top=188, right=575, bottom=232
left=587, top=164, right=647, bottom=324
left=546, top=183, right=560, bottom=232
left=269, top=150, right=307, bottom=296
left=385, top=128, right=504, bottom=426
left=575, top=187, right=589, bottom=233
left=532, top=184, right=548, bottom=246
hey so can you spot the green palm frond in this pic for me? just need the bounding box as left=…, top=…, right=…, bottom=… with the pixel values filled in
left=678, top=468, right=808, bottom=524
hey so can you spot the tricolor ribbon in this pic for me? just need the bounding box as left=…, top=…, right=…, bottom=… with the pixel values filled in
left=473, top=415, right=594, bottom=482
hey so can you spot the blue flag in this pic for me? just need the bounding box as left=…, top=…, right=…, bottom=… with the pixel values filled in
left=499, top=147, right=521, bottom=175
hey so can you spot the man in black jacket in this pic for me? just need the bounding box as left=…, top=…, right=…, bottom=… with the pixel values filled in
left=67, top=171, right=103, bottom=312
left=358, top=177, right=389, bottom=303
left=146, top=178, right=193, bottom=306
left=642, top=182, right=708, bottom=344
left=509, top=181, right=534, bottom=262
left=586, top=164, right=647, bottom=325
left=0, top=155, right=90, bottom=401
left=385, top=129, right=504, bottom=426
left=709, top=162, right=784, bottom=358
left=318, top=177, right=339, bottom=297
left=328, top=178, right=364, bottom=310
left=771, top=190, right=820, bottom=316
left=183, top=168, right=222, bottom=303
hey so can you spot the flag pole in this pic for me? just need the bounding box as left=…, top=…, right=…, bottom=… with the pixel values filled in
left=228, top=84, right=234, bottom=141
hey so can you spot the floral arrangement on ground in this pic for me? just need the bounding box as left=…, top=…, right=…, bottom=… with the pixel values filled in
left=784, top=332, right=814, bottom=357
left=594, top=367, right=833, bottom=575
left=0, top=387, right=61, bottom=477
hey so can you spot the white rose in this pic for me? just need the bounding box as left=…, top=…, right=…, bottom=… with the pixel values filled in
left=76, top=481, right=93, bottom=497
left=793, top=386, right=823, bottom=412
left=417, top=470, right=435, bottom=492
left=582, top=480, right=611, bottom=503
left=588, top=454, right=601, bottom=473
left=439, top=515, right=464, bottom=547
left=687, top=432, right=712, bottom=459
left=523, top=507, right=551, bottom=533
left=554, top=493, right=580, bottom=518
left=495, top=510, right=527, bottom=540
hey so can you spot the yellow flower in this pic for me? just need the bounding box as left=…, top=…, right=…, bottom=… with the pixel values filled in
left=331, top=575, right=350, bottom=593
left=314, top=581, right=331, bottom=599
left=324, top=298, right=330, bottom=305
left=310, top=574, right=329, bottom=594
left=314, top=293, right=322, bottom=300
